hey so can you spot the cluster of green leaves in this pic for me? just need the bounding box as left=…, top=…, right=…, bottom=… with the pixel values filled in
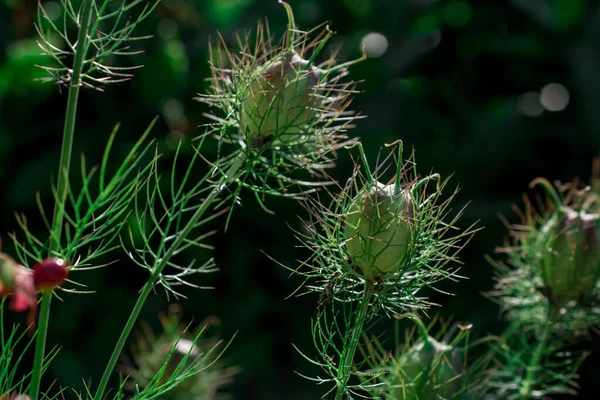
left=0, top=301, right=62, bottom=399
left=11, top=122, right=156, bottom=288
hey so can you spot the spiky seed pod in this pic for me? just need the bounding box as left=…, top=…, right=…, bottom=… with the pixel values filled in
left=240, top=52, right=320, bottom=145
left=292, top=142, right=476, bottom=314
left=360, top=317, right=491, bottom=400
left=391, top=335, right=463, bottom=400
left=122, top=310, right=237, bottom=400
left=32, top=258, right=68, bottom=292
left=538, top=208, right=600, bottom=307
left=489, top=173, right=600, bottom=335
left=344, top=181, right=414, bottom=280
left=198, top=2, right=363, bottom=198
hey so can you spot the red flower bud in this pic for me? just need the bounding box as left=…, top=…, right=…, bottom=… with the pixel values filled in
left=32, top=258, right=68, bottom=291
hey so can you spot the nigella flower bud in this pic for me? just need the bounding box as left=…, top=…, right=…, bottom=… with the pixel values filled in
left=32, top=258, right=68, bottom=292
left=240, top=52, right=320, bottom=146
left=344, top=182, right=414, bottom=280
left=391, top=334, right=463, bottom=400
left=540, top=208, right=600, bottom=307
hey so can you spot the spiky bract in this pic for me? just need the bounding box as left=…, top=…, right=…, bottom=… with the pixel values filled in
left=292, top=142, right=477, bottom=315
left=198, top=2, right=362, bottom=201
left=122, top=307, right=237, bottom=399
left=360, top=316, right=491, bottom=400
left=490, top=169, right=600, bottom=336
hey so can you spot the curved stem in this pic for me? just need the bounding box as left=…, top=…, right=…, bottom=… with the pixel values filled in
left=520, top=307, right=554, bottom=399
left=335, top=283, right=371, bottom=400
left=29, top=0, right=94, bottom=398
left=94, top=154, right=245, bottom=400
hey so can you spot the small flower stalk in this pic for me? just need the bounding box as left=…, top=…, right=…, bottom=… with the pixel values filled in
left=199, top=1, right=363, bottom=196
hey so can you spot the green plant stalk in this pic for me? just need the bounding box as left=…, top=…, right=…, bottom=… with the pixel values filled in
left=29, top=0, right=94, bottom=398
left=335, top=283, right=371, bottom=400
left=94, top=153, right=245, bottom=399
left=519, top=307, right=554, bottom=399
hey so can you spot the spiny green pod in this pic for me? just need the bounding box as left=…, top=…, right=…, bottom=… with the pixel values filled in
left=344, top=181, right=414, bottom=280
left=239, top=51, right=320, bottom=146
left=390, top=335, right=463, bottom=400
left=124, top=311, right=237, bottom=400
left=538, top=207, right=600, bottom=307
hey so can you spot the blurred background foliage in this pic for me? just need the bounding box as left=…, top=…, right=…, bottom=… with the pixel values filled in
left=1, top=0, right=600, bottom=398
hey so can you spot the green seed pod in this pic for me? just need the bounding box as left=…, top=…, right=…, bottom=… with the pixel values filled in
left=239, top=52, right=320, bottom=146
left=344, top=181, right=414, bottom=280
left=390, top=335, right=463, bottom=400
left=539, top=207, right=600, bottom=307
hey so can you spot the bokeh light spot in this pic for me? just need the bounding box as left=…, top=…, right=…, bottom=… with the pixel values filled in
left=158, top=18, right=179, bottom=40
left=444, top=0, right=472, bottom=27
left=517, top=91, right=544, bottom=117
left=42, top=2, right=61, bottom=21
left=166, top=131, right=185, bottom=150
left=163, top=98, right=185, bottom=124
left=540, top=83, right=570, bottom=112
left=360, top=32, right=389, bottom=58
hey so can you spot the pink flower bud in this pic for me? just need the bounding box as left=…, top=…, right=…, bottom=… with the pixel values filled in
left=0, top=252, right=38, bottom=332
left=32, top=258, right=68, bottom=292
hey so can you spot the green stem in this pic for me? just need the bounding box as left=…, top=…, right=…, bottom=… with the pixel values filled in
left=520, top=308, right=554, bottom=399
left=94, top=154, right=245, bottom=400
left=335, top=283, right=371, bottom=400
left=30, top=0, right=94, bottom=398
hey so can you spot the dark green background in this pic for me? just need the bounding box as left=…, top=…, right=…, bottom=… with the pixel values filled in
left=1, top=0, right=600, bottom=398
